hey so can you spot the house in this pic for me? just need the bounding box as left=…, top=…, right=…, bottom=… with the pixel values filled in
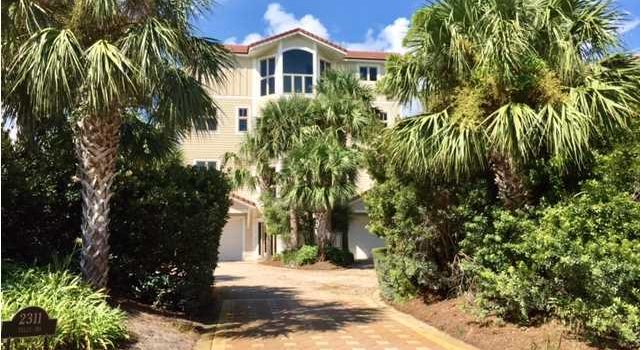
left=180, top=28, right=401, bottom=261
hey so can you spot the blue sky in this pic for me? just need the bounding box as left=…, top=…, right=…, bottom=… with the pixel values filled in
left=192, top=0, right=640, bottom=53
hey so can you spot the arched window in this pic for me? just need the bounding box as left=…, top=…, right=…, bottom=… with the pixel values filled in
left=283, top=49, right=313, bottom=93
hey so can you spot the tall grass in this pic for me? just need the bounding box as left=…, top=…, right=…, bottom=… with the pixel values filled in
left=1, top=262, right=128, bottom=349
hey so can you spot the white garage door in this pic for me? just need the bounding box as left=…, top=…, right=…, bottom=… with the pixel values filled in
left=348, top=214, right=385, bottom=260
left=218, top=216, right=244, bottom=261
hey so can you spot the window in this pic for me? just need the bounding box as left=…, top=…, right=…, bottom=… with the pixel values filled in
left=379, top=111, right=388, bottom=127
left=359, top=66, right=378, bottom=81
left=194, top=111, right=217, bottom=131
left=320, top=59, right=331, bottom=74
left=283, top=49, right=313, bottom=94
left=195, top=160, right=217, bottom=170
left=260, top=57, right=275, bottom=96
left=237, top=107, right=248, bottom=132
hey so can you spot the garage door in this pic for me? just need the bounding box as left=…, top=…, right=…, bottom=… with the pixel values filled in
left=348, top=214, right=385, bottom=260
left=218, top=216, right=244, bottom=261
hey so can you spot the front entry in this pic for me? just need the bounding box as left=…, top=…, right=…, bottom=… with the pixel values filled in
left=257, top=222, right=277, bottom=257
left=219, top=216, right=244, bottom=261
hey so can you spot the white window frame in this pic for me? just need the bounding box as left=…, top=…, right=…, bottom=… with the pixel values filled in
left=282, top=48, right=315, bottom=95
left=358, top=65, right=379, bottom=81
left=237, top=107, right=249, bottom=133
left=259, top=56, right=276, bottom=96
left=193, top=159, right=218, bottom=170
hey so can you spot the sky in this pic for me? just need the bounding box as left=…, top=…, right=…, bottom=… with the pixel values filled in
left=191, top=0, right=640, bottom=53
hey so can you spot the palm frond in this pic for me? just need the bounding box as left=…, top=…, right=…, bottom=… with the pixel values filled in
left=11, top=28, right=84, bottom=116
left=84, top=39, right=137, bottom=114
left=485, top=103, right=539, bottom=163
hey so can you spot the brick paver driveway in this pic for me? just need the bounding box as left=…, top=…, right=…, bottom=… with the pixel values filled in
left=196, top=262, right=476, bottom=350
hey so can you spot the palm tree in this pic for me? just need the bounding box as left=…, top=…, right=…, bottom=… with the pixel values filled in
left=3, top=0, right=232, bottom=288
left=314, top=69, right=379, bottom=144
left=225, top=95, right=314, bottom=247
left=381, top=0, right=640, bottom=209
left=281, top=130, right=359, bottom=260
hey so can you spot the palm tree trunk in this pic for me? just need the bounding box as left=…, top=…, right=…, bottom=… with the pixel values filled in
left=289, top=209, right=300, bottom=248
left=75, top=113, right=121, bottom=289
left=490, top=153, right=529, bottom=210
left=313, top=211, right=331, bottom=260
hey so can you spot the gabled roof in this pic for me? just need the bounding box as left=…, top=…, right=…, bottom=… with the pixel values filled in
left=224, top=28, right=393, bottom=61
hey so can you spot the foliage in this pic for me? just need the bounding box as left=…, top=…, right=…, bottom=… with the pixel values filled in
left=325, top=247, right=354, bottom=267
left=260, top=192, right=291, bottom=236
left=280, top=245, right=319, bottom=267
left=1, top=120, right=81, bottom=265
left=1, top=262, right=128, bottom=350
left=462, top=187, right=640, bottom=346
left=109, top=159, right=230, bottom=312
left=372, top=248, right=418, bottom=301
left=1, top=117, right=231, bottom=312
left=365, top=148, right=492, bottom=297
left=381, top=0, right=640, bottom=208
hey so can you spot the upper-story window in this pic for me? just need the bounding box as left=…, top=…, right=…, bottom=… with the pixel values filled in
left=260, top=57, right=276, bottom=96
left=194, top=111, right=217, bottom=132
left=378, top=111, right=388, bottom=127
left=359, top=66, right=378, bottom=81
left=283, top=49, right=313, bottom=94
left=320, top=59, right=331, bottom=75
left=238, top=107, right=248, bottom=132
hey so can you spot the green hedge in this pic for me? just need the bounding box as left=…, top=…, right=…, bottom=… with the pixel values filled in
left=109, top=161, right=230, bottom=312
left=462, top=194, right=640, bottom=346
left=1, top=263, right=128, bottom=349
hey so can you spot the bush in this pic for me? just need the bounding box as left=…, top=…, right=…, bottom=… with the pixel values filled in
left=325, top=247, right=354, bottom=266
left=279, top=245, right=319, bottom=266
left=2, top=117, right=232, bottom=313
left=365, top=173, right=490, bottom=297
left=294, top=245, right=319, bottom=266
left=1, top=121, right=81, bottom=265
left=1, top=263, right=127, bottom=349
left=462, top=194, right=640, bottom=346
left=109, top=160, right=231, bottom=312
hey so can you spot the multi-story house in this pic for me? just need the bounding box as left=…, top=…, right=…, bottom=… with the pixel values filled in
left=180, top=28, right=401, bottom=261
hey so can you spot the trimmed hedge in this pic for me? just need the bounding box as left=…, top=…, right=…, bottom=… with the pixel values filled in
left=109, top=161, right=231, bottom=312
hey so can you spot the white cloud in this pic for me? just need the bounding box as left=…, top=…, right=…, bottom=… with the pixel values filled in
left=343, top=17, right=409, bottom=53
left=618, top=18, right=640, bottom=34
left=224, top=3, right=328, bottom=44
left=264, top=3, right=329, bottom=38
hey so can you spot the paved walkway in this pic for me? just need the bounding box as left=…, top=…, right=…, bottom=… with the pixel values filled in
left=196, top=262, right=477, bottom=350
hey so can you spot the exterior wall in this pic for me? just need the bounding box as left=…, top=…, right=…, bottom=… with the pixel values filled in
left=181, top=97, right=253, bottom=166
left=183, top=33, right=396, bottom=261
left=348, top=214, right=385, bottom=260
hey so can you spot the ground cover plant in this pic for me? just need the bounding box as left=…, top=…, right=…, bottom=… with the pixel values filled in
left=1, top=262, right=128, bottom=349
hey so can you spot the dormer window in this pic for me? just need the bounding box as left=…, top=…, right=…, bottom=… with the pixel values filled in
left=283, top=49, right=313, bottom=94
left=260, top=57, right=275, bottom=96
left=359, top=66, right=378, bottom=81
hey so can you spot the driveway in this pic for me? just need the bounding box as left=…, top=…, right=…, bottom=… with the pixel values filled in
left=196, top=262, right=476, bottom=350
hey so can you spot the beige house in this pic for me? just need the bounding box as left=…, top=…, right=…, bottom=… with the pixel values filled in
left=181, top=28, right=400, bottom=261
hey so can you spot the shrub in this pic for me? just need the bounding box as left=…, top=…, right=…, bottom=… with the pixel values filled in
left=280, top=249, right=299, bottom=266
left=109, top=160, right=231, bottom=312
left=463, top=194, right=640, bottom=346
left=365, top=174, right=490, bottom=297
left=1, top=121, right=81, bottom=265
left=294, top=245, right=319, bottom=266
left=1, top=263, right=128, bottom=349
left=325, top=247, right=354, bottom=266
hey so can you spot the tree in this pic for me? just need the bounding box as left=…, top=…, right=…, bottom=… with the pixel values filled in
left=2, top=0, right=232, bottom=288
left=226, top=95, right=314, bottom=247
left=281, top=131, right=359, bottom=260
left=381, top=0, right=640, bottom=209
